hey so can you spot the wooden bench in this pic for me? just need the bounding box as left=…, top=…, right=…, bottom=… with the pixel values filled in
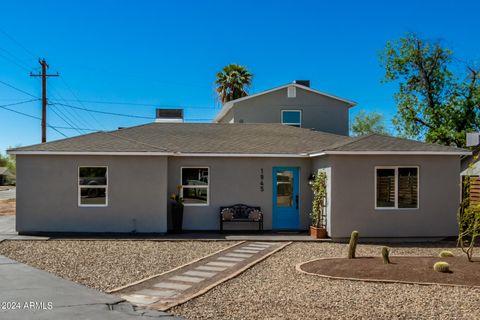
left=219, top=204, right=263, bottom=232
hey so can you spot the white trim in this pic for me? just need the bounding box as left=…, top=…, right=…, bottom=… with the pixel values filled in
left=374, top=166, right=420, bottom=210
left=309, top=151, right=471, bottom=157
left=281, top=109, right=302, bottom=127
left=180, top=166, right=210, bottom=206
left=213, top=83, right=357, bottom=122
left=78, top=166, right=108, bottom=208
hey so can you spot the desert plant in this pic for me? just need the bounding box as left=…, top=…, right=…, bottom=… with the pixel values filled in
left=348, top=230, right=359, bottom=259
left=438, top=250, right=454, bottom=258
left=215, top=64, right=253, bottom=104
left=381, top=246, right=391, bottom=264
left=309, top=170, right=327, bottom=229
left=433, top=261, right=450, bottom=273
left=458, top=162, right=480, bottom=262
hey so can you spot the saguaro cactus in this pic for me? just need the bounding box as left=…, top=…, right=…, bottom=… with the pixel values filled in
left=348, top=230, right=359, bottom=259
left=381, top=246, right=390, bottom=264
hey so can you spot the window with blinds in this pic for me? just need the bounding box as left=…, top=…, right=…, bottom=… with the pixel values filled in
left=375, top=167, right=418, bottom=209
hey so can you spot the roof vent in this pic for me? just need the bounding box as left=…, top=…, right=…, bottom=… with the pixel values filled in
left=293, top=80, right=310, bottom=87
left=155, top=109, right=184, bottom=123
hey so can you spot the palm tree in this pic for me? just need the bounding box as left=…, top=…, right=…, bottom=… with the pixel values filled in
left=215, top=64, right=253, bottom=104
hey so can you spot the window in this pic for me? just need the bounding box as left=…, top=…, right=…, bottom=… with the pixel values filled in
left=375, top=167, right=418, bottom=209
left=281, top=110, right=302, bottom=127
left=287, top=86, right=296, bottom=98
left=78, top=167, right=108, bottom=207
left=181, top=167, right=209, bottom=205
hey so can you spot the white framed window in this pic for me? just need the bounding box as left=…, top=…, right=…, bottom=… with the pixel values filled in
left=287, top=86, right=296, bottom=98
left=78, top=166, right=108, bottom=207
left=281, top=110, right=302, bottom=127
left=181, top=167, right=209, bottom=206
left=375, top=166, right=419, bottom=209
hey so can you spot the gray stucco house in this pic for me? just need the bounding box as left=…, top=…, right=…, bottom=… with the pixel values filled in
left=8, top=82, right=470, bottom=239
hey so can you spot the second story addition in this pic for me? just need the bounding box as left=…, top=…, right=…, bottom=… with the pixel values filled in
left=213, top=81, right=356, bottom=136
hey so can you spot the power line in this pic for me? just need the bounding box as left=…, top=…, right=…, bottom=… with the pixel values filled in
left=52, top=102, right=155, bottom=119
left=0, top=79, right=39, bottom=98
left=49, top=104, right=84, bottom=135
left=59, top=78, right=106, bottom=130
left=0, top=100, right=68, bottom=137
left=49, top=98, right=215, bottom=110
left=0, top=27, right=37, bottom=59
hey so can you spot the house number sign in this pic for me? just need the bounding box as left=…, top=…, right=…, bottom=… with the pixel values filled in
left=260, top=168, right=264, bottom=192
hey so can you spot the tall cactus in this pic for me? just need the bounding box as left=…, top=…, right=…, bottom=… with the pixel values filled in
left=382, top=246, right=390, bottom=264
left=348, top=230, right=359, bottom=259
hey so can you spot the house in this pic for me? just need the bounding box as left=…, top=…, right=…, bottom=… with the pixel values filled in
left=0, top=167, right=14, bottom=186
left=214, top=81, right=356, bottom=135
left=8, top=120, right=468, bottom=239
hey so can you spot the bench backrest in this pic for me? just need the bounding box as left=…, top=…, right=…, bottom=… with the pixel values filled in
left=220, top=204, right=261, bottom=219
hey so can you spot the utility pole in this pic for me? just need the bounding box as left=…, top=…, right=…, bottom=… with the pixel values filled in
left=30, top=58, right=59, bottom=143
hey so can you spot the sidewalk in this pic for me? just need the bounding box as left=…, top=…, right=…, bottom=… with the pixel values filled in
left=0, top=255, right=183, bottom=319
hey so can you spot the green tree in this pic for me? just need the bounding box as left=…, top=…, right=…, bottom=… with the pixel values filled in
left=215, top=64, right=253, bottom=104
left=0, top=152, right=15, bottom=174
left=351, top=110, right=389, bottom=136
left=379, top=33, right=480, bottom=147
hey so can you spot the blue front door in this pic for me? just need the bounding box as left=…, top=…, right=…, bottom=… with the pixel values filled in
left=272, top=167, right=300, bottom=230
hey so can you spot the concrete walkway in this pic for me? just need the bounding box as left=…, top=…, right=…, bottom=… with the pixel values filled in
left=113, top=241, right=291, bottom=311
left=0, top=255, right=182, bottom=319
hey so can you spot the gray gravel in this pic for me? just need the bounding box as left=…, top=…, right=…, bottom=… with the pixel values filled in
left=172, top=242, right=480, bottom=320
left=0, top=240, right=236, bottom=291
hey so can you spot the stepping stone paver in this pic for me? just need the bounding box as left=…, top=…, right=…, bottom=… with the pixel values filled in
left=217, top=256, right=245, bottom=262
left=196, top=265, right=227, bottom=272
left=114, top=241, right=291, bottom=311
left=136, top=289, right=178, bottom=298
left=184, top=270, right=217, bottom=278
left=234, top=249, right=260, bottom=254
left=154, top=282, right=192, bottom=290
left=207, top=261, right=236, bottom=267
left=170, top=275, right=204, bottom=283
left=226, top=253, right=253, bottom=258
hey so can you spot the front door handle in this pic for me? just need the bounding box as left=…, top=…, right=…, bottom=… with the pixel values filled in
left=295, top=195, right=299, bottom=210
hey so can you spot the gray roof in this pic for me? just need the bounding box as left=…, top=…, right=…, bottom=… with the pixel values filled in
left=9, top=123, right=468, bottom=156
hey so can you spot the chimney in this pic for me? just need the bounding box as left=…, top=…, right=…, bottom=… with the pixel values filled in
left=293, top=80, right=310, bottom=87
left=155, top=109, right=184, bottom=123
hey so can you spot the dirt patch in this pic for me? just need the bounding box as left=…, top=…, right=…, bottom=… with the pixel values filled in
left=300, top=256, right=480, bottom=287
left=0, top=199, right=15, bottom=216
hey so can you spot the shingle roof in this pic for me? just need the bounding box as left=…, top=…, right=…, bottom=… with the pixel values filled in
left=8, top=123, right=468, bottom=156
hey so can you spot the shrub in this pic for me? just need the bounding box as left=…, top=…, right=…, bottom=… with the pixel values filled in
left=433, top=261, right=450, bottom=273
left=382, top=246, right=390, bottom=264
left=438, top=250, right=454, bottom=258
left=348, top=230, right=359, bottom=259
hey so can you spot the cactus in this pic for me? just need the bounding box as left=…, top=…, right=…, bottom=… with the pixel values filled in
left=347, top=230, right=359, bottom=259
left=381, top=246, right=390, bottom=264
left=438, top=250, right=454, bottom=258
left=433, top=261, right=450, bottom=273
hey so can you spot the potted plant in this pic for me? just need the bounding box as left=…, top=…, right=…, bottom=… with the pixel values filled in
left=309, top=170, right=328, bottom=238
left=170, top=185, right=184, bottom=233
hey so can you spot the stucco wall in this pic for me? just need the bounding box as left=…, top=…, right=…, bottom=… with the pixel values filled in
left=167, top=157, right=313, bottom=230
left=231, top=87, right=350, bottom=135
left=16, top=155, right=168, bottom=233
left=325, top=155, right=461, bottom=239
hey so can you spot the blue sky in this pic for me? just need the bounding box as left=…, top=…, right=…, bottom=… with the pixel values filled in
left=1, top=0, right=479, bottom=153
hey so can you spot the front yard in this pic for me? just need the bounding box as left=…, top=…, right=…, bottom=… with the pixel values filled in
left=0, top=240, right=479, bottom=319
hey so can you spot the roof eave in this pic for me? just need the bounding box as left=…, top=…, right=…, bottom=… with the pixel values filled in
left=309, top=150, right=472, bottom=157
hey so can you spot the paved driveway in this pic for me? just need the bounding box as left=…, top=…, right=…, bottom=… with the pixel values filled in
left=0, top=187, right=16, bottom=200
left=0, top=255, right=182, bottom=319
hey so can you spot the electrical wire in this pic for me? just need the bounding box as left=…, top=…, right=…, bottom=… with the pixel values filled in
left=0, top=79, right=39, bottom=98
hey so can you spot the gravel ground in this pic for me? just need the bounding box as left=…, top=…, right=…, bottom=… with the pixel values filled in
left=0, top=240, right=236, bottom=291
left=172, top=242, right=480, bottom=320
